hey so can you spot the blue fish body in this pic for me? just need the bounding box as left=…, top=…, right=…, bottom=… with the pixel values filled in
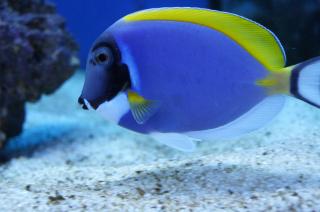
left=109, top=20, right=268, bottom=133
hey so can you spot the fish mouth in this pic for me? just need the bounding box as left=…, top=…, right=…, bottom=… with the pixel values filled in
left=78, top=89, right=122, bottom=111
left=78, top=97, right=98, bottom=110
left=78, top=97, right=88, bottom=110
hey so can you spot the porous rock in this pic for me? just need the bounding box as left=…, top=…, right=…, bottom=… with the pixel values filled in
left=0, top=0, right=79, bottom=148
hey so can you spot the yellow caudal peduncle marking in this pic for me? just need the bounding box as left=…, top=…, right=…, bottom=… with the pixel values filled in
left=256, top=66, right=293, bottom=95
left=124, top=8, right=286, bottom=70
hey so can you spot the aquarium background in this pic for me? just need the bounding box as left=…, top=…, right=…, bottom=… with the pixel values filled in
left=52, top=0, right=209, bottom=67
left=52, top=0, right=320, bottom=67
left=0, top=0, right=320, bottom=211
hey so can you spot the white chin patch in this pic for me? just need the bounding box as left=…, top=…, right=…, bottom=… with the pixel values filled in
left=96, top=93, right=130, bottom=124
left=84, top=99, right=94, bottom=110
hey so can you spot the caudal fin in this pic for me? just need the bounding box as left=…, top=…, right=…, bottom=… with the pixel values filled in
left=290, top=57, right=320, bottom=108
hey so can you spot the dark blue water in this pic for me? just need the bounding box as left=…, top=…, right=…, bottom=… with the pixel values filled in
left=52, top=0, right=209, bottom=67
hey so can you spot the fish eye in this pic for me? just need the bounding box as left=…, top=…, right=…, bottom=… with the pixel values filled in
left=97, top=53, right=108, bottom=62
left=94, top=47, right=112, bottom=65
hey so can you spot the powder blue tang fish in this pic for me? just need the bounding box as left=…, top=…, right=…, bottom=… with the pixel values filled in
left=78, top=8, right=320, bottom=152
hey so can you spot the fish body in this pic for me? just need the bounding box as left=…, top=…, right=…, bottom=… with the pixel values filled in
left=79, top=8, right=320, bottom=151
left=110, top=20, right=268, bottom=133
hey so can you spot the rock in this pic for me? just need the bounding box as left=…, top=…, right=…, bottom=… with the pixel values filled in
left=0, top=0, right=79, bottom=147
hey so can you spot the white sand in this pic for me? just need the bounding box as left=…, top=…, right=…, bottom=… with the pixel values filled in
left=0, top=73, right=319, bottom=211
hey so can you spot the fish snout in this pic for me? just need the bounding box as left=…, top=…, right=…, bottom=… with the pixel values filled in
left=78, top=96, right=100, bottom=110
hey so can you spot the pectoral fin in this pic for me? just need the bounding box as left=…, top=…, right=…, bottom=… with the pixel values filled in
left=127, top=90, right=160, bottom=124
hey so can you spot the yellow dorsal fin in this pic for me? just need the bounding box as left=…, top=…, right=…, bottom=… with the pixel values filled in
left=124, top=8, right=286, bottom=70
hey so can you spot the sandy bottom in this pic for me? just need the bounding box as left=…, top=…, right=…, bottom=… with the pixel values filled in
left=0, top=73, right=320, bottom=211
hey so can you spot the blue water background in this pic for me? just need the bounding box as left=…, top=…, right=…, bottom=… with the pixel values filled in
left=52, top=0, right=209, bottom=67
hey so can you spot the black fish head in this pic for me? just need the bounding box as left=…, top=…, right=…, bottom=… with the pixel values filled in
left=79, top=34, right=131, bottom=110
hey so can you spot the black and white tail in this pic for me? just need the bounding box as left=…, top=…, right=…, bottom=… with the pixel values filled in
left=290, top=57, right=320, bottom=108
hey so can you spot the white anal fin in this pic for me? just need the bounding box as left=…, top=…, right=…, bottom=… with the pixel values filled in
left=186, top=95, right=286, bottom=140
left=150, top=132, right=198, bottom=152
